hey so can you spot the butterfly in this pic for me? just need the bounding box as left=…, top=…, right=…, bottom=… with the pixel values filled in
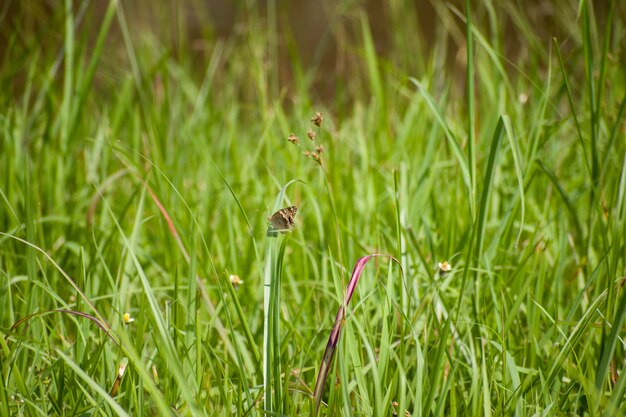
left=268, top=206, right=298, bottom=233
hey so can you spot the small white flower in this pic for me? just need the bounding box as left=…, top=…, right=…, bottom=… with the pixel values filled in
left=229, top=274, right=243, bottom=287
left=123, top=312, right=135, bottom=324
left=437, top=261, right=452, bottom=273
left=518, top=92, right=529, bottom=104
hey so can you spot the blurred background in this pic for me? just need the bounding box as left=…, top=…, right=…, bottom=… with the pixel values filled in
left=2, top=0, right=617, bottom=108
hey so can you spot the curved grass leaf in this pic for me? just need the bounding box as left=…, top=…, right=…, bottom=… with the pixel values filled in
left=313, top=254, right=400, bottom=416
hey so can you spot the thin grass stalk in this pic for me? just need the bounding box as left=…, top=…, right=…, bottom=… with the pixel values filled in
left=595, top=279, right=626, bottom=392
left=466, top=0, right=476, bottom=217
left=267, top=0, right=278, bottom=100
left=23, top=158, right=37, bottom=284
left=72, top=0, right=119, bottom=133
left=263, top=227, right=288, bottom=415
left=582, top=2, right=599, bottom=186
left=454, top=116, right=508, bottom=321
left=410, top=78, right=471, bottom=201
left=8, top=309, right=117, bottom=345
left=595, top=154, right=626, bottom=392
left=0, top=361, right=8, bottom=416
left=600, top=94, right=626, bottom=181
left=262, top=234, right=277, bottom=414
left=186, top=237, right=198, bottom=380
left=421, top=317, right=451, bottom=416
left=592, top=4, right=618, bottom=397
left=394, top=166, right=409, bottom=307
left=274, top=237, right=290, bottom=410
left=554, top=39, right=592, bottom=178
left=594, top=0, right=615, bottom=155
left=57, top=0, right=74, bottom=213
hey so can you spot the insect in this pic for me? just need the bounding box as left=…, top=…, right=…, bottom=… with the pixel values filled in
left=268, top=206, right=298, bottom=233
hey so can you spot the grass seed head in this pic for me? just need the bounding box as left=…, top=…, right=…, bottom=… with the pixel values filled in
left=311, top=151, right=322, bottom=165
left=311, top=111, right=323, bottom=127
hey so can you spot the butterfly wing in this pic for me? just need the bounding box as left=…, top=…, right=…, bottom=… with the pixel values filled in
left=268, top=206, right=298, bottom=232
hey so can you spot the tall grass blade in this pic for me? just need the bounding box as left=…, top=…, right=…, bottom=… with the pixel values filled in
left=465, top=0, right=477, bottom=217
left=456, top=116, right=507, bottom=317
left=410, top=78, right=471, bottom=211
left=601, top=94, right=626, bottom=181
left=535, top=161, right=584, bottom=241
left=554, top=39, right=591, bottom=177
left=581, top=2, right=599, bottom=184
left=595, top=154, right=626, bottom=392
left=263, top=179, right=300, bottom=415
left=503, top=117, right=526, bottom=246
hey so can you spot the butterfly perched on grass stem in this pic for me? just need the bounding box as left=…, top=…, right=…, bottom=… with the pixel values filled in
left=267, top=206, right=298, bottom=234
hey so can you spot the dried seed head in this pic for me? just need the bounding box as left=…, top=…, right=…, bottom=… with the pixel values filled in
left=307, top=129, right=316, bottom=140
left=316, top=144, right=325, bottom=153
left=392, top=401, right=399, bottom=416
left=288, top=133, right=299, bottom=144
left=311, top=112, right=323, bottom=127
left=311, top=152, right=322, bottom=165
left=304, top=151, right=311, bottom=157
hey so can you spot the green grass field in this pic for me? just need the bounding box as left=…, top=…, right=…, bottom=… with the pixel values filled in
left=1, top=0, right=626, bottom=415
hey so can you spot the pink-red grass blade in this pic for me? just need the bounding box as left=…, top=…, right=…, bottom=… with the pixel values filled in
left=313, top=254, right=400, bottom=415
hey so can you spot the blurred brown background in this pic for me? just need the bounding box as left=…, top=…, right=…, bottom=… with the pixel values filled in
left=1, top=0, right=617, bottom=104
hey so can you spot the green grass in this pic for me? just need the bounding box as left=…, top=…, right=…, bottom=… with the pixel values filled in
left=1, top=0, right=626, bottom=416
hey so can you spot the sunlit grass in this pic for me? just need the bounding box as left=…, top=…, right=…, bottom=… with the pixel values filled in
left=1, top=0, right=626, bottom=416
